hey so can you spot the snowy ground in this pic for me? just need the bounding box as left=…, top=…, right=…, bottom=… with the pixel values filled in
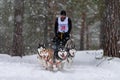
left=0, top=50, right=120, bottom=80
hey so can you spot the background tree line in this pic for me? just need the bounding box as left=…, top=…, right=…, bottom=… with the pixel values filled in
left=0, top=0, right=119, bottom=57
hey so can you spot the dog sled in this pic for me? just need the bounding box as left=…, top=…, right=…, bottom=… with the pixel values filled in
left=37, top=34, right=76, bottom=71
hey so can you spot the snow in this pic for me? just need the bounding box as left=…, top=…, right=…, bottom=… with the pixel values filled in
left=0, top=50, right=120, bottom=80
left=8, top=16, right=13, bottom=22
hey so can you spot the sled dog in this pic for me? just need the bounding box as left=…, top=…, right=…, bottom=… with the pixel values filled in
left=37, top=44, right=54, bottom=70
left=37, top=44, right=68, bottom=70
left=65, top=39, right=76, bottom=66
left=54, top=47, right=68, bottom=70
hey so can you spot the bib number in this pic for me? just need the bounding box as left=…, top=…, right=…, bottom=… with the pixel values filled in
left=61, top=26, right=66, bottom=31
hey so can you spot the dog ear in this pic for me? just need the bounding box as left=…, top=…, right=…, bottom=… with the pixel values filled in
left=38, top=43, right=41, bottom=48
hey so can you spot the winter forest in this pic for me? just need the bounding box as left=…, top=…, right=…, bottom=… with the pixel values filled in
left=0, top=0, right=120, bottom=80
left=0, top=0, right=120, bottom=57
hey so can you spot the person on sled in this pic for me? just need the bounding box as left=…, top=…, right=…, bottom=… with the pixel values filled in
left=53, top=10, right=72, bottom=62
left=53, top=10, right=72, bottom=46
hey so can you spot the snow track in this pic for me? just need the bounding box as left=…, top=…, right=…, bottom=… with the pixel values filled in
left=0, top=50, right=120, bottom=80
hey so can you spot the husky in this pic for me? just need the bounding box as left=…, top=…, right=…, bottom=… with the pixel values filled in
left=37, top=44, right=68, bottom=71
left=53, top=47, right=68, bottom=70
left=37, top=44, right=54, bottom=70
left=65, top=39, right=76, bottom=67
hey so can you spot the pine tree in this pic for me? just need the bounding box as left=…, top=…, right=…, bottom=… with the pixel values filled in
left=103, top=0, right=119, bottom=57
left=80, top=12, right=86, bottom=50
left=12, top=0, right=24, bottom=57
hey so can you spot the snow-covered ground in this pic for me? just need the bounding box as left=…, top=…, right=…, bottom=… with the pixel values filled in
left=0, top=50, right=120, bottom=80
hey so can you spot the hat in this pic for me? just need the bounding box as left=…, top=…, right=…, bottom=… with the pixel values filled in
left=60, top=10, right=66, bottom=16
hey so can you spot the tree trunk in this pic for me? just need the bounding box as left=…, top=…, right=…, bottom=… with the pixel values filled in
left=99, top=0, right=105, bottom=49
left=80, top=12, right=86, bottom=50
left=86, top=24, right=89, bottom=50
left=12, top=0, right=24, bottom=57
left=47, top=0, right=57, bottom=43
left=103, top=0, right=119, bottom=57
left=43, top=0, right=48, bottom=47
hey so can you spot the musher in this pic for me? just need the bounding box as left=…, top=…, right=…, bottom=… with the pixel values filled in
left=53, top=10, right=72, bottom=63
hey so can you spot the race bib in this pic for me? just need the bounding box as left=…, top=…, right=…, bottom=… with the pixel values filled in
left=58, top=17, right=68, bottom=33
left=60, top=24, right=66, bottom=31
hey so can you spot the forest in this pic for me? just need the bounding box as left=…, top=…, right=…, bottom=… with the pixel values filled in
left=0, top=0, right=119, bottom=57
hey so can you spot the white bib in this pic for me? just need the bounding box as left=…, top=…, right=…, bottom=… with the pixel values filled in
left=58, top=17, right=68, bottom=33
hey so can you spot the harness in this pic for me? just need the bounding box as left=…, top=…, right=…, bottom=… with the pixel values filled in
left=38, top=48, right=62, bottom=66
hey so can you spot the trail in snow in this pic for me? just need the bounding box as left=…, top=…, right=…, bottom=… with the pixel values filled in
left=0, top=50, right=120, bottom=80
